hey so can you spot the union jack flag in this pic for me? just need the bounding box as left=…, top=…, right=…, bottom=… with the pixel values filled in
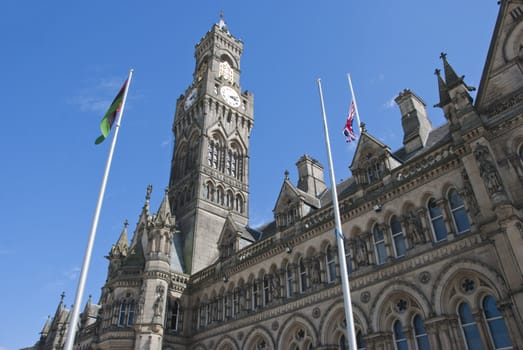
left=343, top=101, right=357, bottom=142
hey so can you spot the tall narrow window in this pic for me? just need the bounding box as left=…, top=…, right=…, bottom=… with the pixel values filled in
left=222, top=294, right=229, bottom=320
left=299, top=258, right=308, bottom=293
left=393, top=320, right=409, bottom=350
left=428, top=199, right=447, bottom=241
left=448, top=189, right=471, bottom=234
left=171, top=300, right=179, bottom=331
left=373, top=225, right=387, bottom=265
left=390, top=216, right=406, bottom=257
left=118, top=302, right=127, bottom=326
left=483, top=295, right=512, bottom=349
left=459, top=302, right=485, bottom=350
left=286, top=263, right=294, bottom=297
left=413, top=314, right=430, bottom=350
left=356, top=330, right=366, bottom=350
left=326, top=245, right=337, bottom=283
left=339, top=334, right=347, bottom=350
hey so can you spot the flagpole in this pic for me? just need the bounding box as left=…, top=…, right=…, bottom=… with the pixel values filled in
left=347, top=73, right=362, bottom=134
left=63, top=69, right=134, bottom=350
left=317, top=79, right=358, bottom=350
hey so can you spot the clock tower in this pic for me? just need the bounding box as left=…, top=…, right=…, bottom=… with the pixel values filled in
left=168, top=16, right=254, bottom=274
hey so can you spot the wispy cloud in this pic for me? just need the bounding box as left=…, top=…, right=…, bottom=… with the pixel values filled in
left=161, top=139, right=171, bottom=147
left=65, top=266, right=81, bottom=280
left=68, top=76, right=126, bottom=113
left=383, top=96, right=396, bottom=109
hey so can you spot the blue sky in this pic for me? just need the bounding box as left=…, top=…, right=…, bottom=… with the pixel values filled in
left=0, top=1, right=497, bottom=349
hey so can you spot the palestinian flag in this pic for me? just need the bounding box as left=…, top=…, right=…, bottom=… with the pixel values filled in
left=95, top=79, right=129, bottom=144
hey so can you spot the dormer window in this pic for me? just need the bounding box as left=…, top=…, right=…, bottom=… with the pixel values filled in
left=366, top=160, right=384, bottom=184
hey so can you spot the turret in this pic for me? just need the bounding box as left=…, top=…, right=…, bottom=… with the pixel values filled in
left=296, top=154, right=326, bottom=197
left=395, top=89, right=433, bottom=154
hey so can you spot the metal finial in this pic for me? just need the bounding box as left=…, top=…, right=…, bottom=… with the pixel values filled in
left=124, top=219, right=129, bottom=228
left=60, top=291, right=65, bottom=301
left=284, top=170, right=290, bottom=179
left=434, top=68, right=441, bottom=76
left=440, top=52, right=447, bottom=60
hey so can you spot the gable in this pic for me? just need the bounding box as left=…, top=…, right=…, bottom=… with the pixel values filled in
left=476, top=0, right=523, bottom=112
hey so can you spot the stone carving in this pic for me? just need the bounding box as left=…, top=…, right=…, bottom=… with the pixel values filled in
left=354, top=236, right=368, bottom=266
left=360, top=291, right=371, bottom=304
left=474, top=144, right=506, bottom=197
left=461, top=169, right=480, bottom=215
left=153, top=285, right=165, bottom=319
left=418, top=271, right=431, bottom=284
left=404, top=210, right=425, bottom=244
left=311, top=258, right=321, bottom=284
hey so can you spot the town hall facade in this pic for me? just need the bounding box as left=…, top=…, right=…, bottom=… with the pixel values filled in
left=31, top=1, right=523, bottom=349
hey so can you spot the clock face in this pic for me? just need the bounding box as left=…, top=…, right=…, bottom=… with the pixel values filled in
left=184, top=88, right=198, bottom=110
left=220, top=86, right=240, bottom=107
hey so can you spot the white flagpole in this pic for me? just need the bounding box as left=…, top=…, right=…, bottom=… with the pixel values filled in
left=347, top=73, right=362, bottom=135
left=63, top=69, right=134, bottom=350
left=317, top=79, right=358, bottom=350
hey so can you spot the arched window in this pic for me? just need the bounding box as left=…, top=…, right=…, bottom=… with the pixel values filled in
left=217, top=187, right=224, bottom=205
left=299, top=258, right=308, bottom=293
left=390, top=215, right=406, bottom=257
left=458, top=302, right=484, bottom=350
left=235, top=194, right=244, bottom=213
left=393, top=320, right=409, bottom=350
left=226, top=191, right=233, bottom=208
left=326, top=245, right=337, bottom=283
left=373, top=225, right=387, bottom=265
left=482, top=295, right=512, bottom=349
left=448, top=189, right=470, bottom=234
left=413, top=314, right=430, bottom=350
left=286, top=263, right=294, bottom=297
left=428, top=198, right=447, bottom=241
left=356, top=330, right=367, bottom=350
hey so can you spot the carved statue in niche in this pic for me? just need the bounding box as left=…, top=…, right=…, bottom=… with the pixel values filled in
left=153, top=285, right=165, bottom=318
left=474, top=144, right=506, bottom=196
left=311, top=258, right=321, bottom=284
left=404, top=210, right=425, bottom=244
left=271, top=274, right=281, bottom=299
left=354, top=236, right=368, bottom=266
left=461, top=169, right=480, bottom=215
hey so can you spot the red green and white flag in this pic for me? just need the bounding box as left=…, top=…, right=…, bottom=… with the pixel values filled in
left=95, top=79, right=129, bottom=144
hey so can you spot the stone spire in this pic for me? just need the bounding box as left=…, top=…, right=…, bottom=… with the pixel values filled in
left=435, top=52, right=475, bottom=108
left=153, top=188, right=174, bottom=228
left=110, top=220, right=129, bottom=257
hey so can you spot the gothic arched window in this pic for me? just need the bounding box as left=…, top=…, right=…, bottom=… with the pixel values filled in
left=372, top=224, right=387, bottom=265
left=393, top=319, right=409, bottom=350
left=222, top=293, right=229, bottom=321
left=428, top=198, right=447, bottom=242
left=482, top=295, right=512, bottom=349
left=338, top=334, right=347, bottom=350
left=390, top=215, right=406, bottom=257
left=326, top=245, right=337, bottom=283
left=448, top=189, right=470, bottom=234
left=458, top=302, right=485, bottom=350
left=413, top=314, right=430, bottom=350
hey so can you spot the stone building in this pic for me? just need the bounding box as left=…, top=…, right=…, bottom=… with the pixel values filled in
left=31, top=2, right=523, bottom=349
